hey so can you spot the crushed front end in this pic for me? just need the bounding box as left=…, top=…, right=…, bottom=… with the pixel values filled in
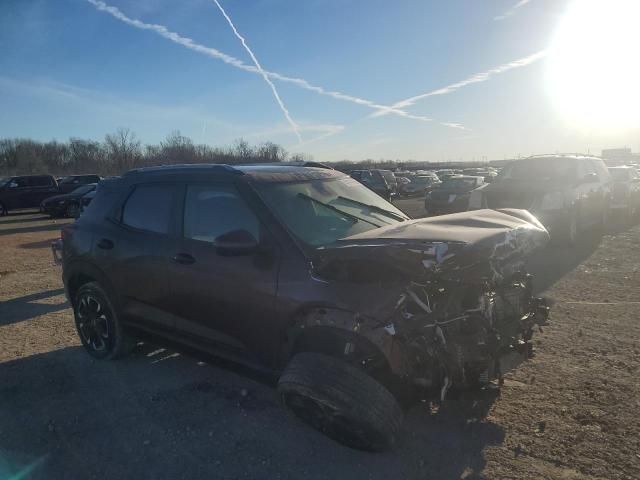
left=313, top=208, right=551, bottom=401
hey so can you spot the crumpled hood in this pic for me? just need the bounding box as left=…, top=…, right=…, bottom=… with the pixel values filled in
left=313, top=209, right=549, bottom=283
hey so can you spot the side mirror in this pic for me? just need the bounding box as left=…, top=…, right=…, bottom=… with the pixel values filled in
left=215, top=229, right=259, bottom=256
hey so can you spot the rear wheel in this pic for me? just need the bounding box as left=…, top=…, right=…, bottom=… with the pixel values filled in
left=73, top=282, right=134, bottom=360
left=278, top=352, right=403, bottom=451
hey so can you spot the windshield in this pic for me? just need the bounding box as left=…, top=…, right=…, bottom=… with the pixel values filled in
left=70, top=184, right=96, bottom=195
left=500, top=158, right=577, bottom=181
left=257, top=177, right=408, bottom=247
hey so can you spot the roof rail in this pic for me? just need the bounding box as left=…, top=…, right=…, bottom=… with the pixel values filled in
left=123, top=164, right=243, bottom=176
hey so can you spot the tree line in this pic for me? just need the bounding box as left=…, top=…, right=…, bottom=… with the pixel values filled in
left=0, top=129, right=311, bottom=177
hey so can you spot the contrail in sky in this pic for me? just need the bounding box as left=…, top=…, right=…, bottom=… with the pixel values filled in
left=211, top=0, right=301, bottom=142
left=85, top=0, right=463, bottom=129
left=494, top=0, right=533, bottom=21
left=369, top=50, right=548, bottom=119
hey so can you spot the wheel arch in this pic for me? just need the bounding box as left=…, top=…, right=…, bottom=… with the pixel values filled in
left=65, top=261, right=119, bottom=308
left=280, top=306, right=404, bottom=385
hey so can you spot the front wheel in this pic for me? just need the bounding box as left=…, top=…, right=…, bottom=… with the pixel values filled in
left=278, top=352, right=403, bottom=451
left=73, top=282, right=135, bottom=360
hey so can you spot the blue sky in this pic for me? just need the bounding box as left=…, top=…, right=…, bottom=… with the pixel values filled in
left=1, top=0, right=639, bottom=161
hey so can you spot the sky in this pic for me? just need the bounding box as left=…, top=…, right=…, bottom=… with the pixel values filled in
left=1, top=0, right=639, bottom=162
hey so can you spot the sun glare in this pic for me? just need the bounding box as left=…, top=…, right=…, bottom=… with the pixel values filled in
left=548, top=0, right=640, bottom=130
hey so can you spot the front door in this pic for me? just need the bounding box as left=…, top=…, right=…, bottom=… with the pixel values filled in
left=167, top=182, right=279, bottom=359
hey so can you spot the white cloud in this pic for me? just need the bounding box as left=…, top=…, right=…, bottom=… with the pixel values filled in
left=86, top=0, right=463, bottom=129
left=369, top=50, right=548, bottom=119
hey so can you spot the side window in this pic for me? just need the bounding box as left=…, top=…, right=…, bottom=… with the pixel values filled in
left=121, top=183, right=174, bottom=234
left=30, top=176, right=52, bottom=187
left=12, top=177, right=29, bottom=188
left=183, top=184, right=259, bottom=243
left=577, top=160, right=596, bottom=180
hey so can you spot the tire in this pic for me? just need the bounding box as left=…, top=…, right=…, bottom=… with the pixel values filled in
left=65, top=202, right=80, bottom=218
left=278, top=352, right=403, bottom=451
left=0, top=202, right=7, bottom=216
left=73, top=282, right=135, bottom=360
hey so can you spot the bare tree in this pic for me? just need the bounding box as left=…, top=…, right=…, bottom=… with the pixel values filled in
left=104, top=128, right=141, bottom=172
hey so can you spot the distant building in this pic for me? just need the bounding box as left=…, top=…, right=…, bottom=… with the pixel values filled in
left=602, top=148, right=640, bottom=166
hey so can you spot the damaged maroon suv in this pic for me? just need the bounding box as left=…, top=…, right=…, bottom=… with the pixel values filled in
left=57, top=164, right=551, bottom=451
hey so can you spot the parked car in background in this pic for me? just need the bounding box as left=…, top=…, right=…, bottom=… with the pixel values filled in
left=350, top=169, right=397, bottom=200
left=41, top=183, right=97, bottom=218
left=55, top=163, right=549, bottom=451
left=57, top=174, right=102, bottom=194
left=400, top=174, right=441, bottom=196
left=608, top=166, right=640, bottom=218
left=425, top=175, right=485, bottom=215
left=469, top=155, right=611, bottom=244
left=0, top=175, right=59, bottom=215
left=79, top=188, right=97, bottom=214
left=462, top=167, right=498, bottom=183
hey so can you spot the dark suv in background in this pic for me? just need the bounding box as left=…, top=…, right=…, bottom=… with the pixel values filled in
left=57, top=174, right=102, bottom=194
left=469, top=155, right=611, bottom=244
left=56, top=164, right=549, bottom=451
left=349, top=169, right=397, bottom=200
left=0, top=175, right=58, bottom=215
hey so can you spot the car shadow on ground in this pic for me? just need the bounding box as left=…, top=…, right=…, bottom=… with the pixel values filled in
left=0, top=213, right=51, bottom=225
left=0, top=343, right=504, bottom=480
left=0, top=288, right=68, bottom=326
left=19, top=239, right=59, bottom=249
left=0, top=223, right=69, bottom=237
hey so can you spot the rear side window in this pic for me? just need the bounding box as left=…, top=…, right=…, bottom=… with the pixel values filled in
left=121, top=183, right=174, bottom=234
left=183, top=184, right=260, bottom=243
left=30, top=176, right=53, bottom=187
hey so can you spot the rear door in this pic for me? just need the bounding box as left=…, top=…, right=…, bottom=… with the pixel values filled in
left=167, top=182, right=279, bottom=357
left=28, top=176, right=58, bottom=206
left=96, top=182, right=179, bottom=331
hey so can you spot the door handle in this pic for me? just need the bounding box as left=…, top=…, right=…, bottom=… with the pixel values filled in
left=173, top=253, right=195, bottom=265
left=97, top=238, right=114, bottom=250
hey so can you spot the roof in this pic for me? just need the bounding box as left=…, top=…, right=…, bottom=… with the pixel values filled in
left=123, top=163, right=344, bottom=183
left=521, top=154, right=602, bottom=161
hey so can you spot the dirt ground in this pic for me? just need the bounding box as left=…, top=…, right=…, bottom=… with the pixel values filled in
left=1, top=205, right=639, bottom=480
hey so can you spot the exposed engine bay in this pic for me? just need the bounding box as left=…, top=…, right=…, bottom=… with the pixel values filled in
left=311, top=208, right=551, bottom=401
